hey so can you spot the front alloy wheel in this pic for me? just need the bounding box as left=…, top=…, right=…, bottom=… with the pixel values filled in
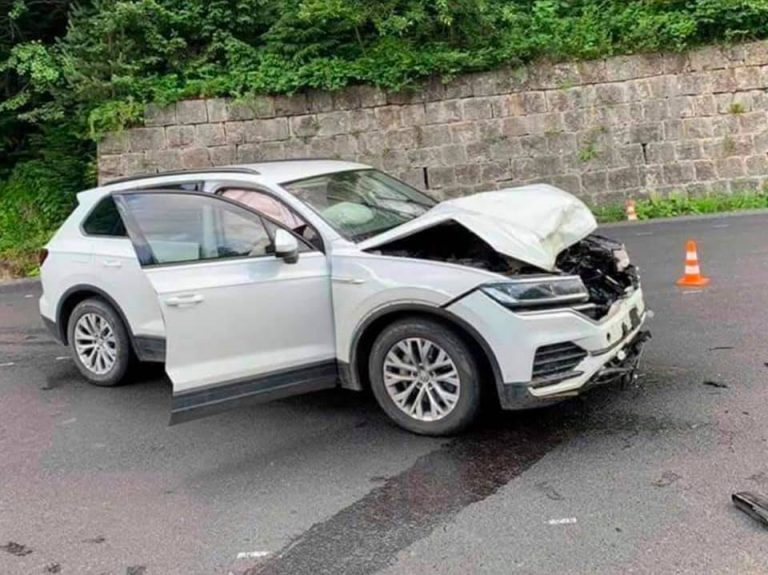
left=383, top=338, right=461, bottom=422
left=369, top=318, right=482, bottom=436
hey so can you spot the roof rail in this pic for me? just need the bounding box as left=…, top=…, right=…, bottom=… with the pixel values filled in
left=104, top=167, right=261, bottom=186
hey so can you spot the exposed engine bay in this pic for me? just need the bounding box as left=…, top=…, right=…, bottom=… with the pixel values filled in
left=555, top=234, right=640, bottom=318
left=369, top=224, right=638, bottom=319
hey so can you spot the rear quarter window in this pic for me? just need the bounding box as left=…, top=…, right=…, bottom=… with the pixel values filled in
left=82, top=196, right=127, bottom=237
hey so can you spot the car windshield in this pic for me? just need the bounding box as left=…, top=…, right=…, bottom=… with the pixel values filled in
left=282, top=169, right=436, bottom=242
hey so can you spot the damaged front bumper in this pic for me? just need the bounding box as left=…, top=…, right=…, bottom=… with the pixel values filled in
left=446, top=285, right=651, bottom=410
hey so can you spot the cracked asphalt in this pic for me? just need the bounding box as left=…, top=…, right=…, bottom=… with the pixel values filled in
left=2, top=212, right=768, bottom=574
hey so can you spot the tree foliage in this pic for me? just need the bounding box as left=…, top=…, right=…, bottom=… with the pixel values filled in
left=4, top=0, right=768, bottom=272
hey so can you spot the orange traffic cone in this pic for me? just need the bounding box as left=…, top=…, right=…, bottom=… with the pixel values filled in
left=625, top=199, right=638, bottom=221
left=676, top=240, right=710, bottom=287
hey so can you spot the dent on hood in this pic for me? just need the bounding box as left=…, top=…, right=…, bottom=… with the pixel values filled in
left=361, top=184, right=597, bottom=272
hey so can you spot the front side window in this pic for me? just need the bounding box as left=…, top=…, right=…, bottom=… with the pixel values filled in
left=283, top=169, right=436, bottom=242
left=82, top=196, right=127, bottom=237
left=220, top=188, right=323, bottom=251
left=121, top=193, right=272, bottom=265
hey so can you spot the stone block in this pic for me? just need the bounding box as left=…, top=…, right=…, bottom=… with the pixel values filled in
left=401, top=104, right=426, bottom=127
left=745, top=155, right=768, bottom=175
left=450, top=122, right=478, bottom=145
left=273, top=94, right=309, bottom=116
left=715, top=157, right=745, bottom=178
left=461, top=98, right=493, bottom=120
left=677, top=72, right=712, bottom=95
left=176, top=100, right=208, bottom=124
left=582, top=171, right=608, bottom=193
left=595, top=84, right=627, bottom=105
left=209, top=146, right=235, bottom=166
left=693, top=160, right=717, bottom=181
left=306, top=89, right=334, bottom=113
left=348, top=109, right=376, bottom=133
left=144, top=103, right=177, bottom=127
left=166, top=125, right=196, bottom=148
left=734, top=66, right=763, bottom=90
left=417, top=125, right=451, bottom=148
left=290, top=115, right=320, bottom=138
left=375, top=106, right=402, bottom=129
left=206, top=99, right=228, bottom=123
left=245, top=118, right=289, bottom=142
left=426, top=167, right=455, bottom=189
left=154, top=150, right=182, bottom=172
left=195, top=124, right=226, bottom=147
left=129, top=127, right=165, bottom=152
left=608, top=167, right=640, bottom=190
left=675, top=141, right=703, bottom=160
left=425, top=101, right=462, bottom=124
left=663, top=162, right=695, bottom=185
left=180, top=147, right=211, bottom=168
left=98, top=155, right=122, bottom=183
left=99, top=133, right=129, bottom=155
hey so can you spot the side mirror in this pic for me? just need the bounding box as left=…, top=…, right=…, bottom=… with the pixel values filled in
left=274, top=229, right=299, bottom=264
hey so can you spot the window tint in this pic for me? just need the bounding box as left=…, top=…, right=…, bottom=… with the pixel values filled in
left=221, top=188, right=323, bottom=251
left=122, top=193, right=272, bottom=265
left=82, top=196, right=127, bottom=237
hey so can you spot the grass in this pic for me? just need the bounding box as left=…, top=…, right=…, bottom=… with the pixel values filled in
left=2, top=190, right=768, bottom=279
left=592, top=190, right=768, bottom=223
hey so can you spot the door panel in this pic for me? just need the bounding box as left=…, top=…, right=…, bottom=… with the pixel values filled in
left=117, top=191, right=337, bottom=422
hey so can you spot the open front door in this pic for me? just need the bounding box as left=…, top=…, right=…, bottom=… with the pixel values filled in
left=116, top=190, right=337, bottom=423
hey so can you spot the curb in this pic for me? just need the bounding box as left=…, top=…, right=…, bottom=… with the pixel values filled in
left=0, top=277, right=41, bottom=293
left=599, top=207, right=768, bottom=228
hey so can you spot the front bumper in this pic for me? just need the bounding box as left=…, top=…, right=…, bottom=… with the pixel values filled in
left=446, top=286, right=650, bottom=410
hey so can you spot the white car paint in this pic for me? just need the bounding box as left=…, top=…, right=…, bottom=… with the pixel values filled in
left=40, top=160, right=647, bottom=423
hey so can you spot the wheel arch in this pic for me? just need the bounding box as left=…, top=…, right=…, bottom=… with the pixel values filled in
left=57, top=284, right=137, bottom=351
left=344, top=303, right=503, bottom=399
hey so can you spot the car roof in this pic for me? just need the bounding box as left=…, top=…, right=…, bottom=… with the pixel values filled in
left=238, top=159, right=370, bottom=184
left=78, top=159, right=371, bottom=205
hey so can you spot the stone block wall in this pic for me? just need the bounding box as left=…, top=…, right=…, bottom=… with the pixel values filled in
left=99, top=40, right=768, bottom=203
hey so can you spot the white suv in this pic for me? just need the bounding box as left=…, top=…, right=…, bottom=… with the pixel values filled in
left=39, top=160, right=649, bottom=435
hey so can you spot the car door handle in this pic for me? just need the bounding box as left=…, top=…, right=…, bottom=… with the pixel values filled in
left=332, top=276, right=366, bottom=285
left=165, top=294, right=204, bottom=307
left=102, top=259, right=122, bottom=268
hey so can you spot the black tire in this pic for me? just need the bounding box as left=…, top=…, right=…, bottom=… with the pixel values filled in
left=67, top=298, right=132, bottom=387
left=368, top=318, right=482, bottom=436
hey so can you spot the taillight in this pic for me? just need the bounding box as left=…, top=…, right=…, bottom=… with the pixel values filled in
left=38, top=248, right=49, bottom=266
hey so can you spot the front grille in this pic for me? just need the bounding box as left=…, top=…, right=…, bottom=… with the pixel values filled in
left=532, top=341, right=587, bottom=381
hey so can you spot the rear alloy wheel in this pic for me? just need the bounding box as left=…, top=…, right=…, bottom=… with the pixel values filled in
left=67, top=298, right=132, bottom=386
left=369, top=318, right=481, bottom=436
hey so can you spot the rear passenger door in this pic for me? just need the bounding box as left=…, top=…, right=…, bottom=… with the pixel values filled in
left=115, top=190, right=337, bottom=423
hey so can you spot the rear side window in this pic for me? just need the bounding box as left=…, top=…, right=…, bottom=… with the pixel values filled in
left=82, top=197, right=127, bottom=237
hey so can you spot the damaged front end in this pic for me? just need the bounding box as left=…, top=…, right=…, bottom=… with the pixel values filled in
left=555, top=234, right=641, bottom=320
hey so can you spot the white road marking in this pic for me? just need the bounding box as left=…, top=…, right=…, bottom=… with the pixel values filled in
left=60, top=418, right=77, bottom=425
left=236, top=551, right=271, bottom=560
left=24, top=294, right=34, bottom=298
left=635, top=231, right=654, bottom=236
left=712, top=223, right=730, bottom=228
left=682, top=289, right=703, bottom=295
left=547, top=517, right=577, bottom=525
left=0, top=362, right=15, bottom=367
left=55, top=356, right=70, bottom=361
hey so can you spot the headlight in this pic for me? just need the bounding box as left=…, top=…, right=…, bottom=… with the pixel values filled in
left=481, top=276, right=589, bottom=309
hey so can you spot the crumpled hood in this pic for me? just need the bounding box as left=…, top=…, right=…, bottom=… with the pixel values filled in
left=360, top=184, right=597, bottom=271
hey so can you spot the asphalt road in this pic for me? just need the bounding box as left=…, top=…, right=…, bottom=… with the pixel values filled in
left=2, top=212, right=768, bottom=574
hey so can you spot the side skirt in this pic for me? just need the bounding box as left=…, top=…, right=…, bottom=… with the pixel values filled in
left=170, top=360, right=338, bottom=425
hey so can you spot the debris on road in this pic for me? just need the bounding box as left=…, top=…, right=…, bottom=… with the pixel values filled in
left=126, top=566, right=147, bottom=575
left=536, top=481, right=565, bottom=501
left=732, top=492, right=768, bottom=528
left=708, top=346, right=735, bottom=351
left=236, top=550, right=271, bottom=560
left=703, top=380, right=729, bottom=389
left=546, top=517, right=577, bottom=525
left=44, top=562, right=61, bottom=573
left=1, top=541, right=32, bottom=556
left=653, top=471, right=682, bottom=488
left=82, top=536, right=106, bottom=544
